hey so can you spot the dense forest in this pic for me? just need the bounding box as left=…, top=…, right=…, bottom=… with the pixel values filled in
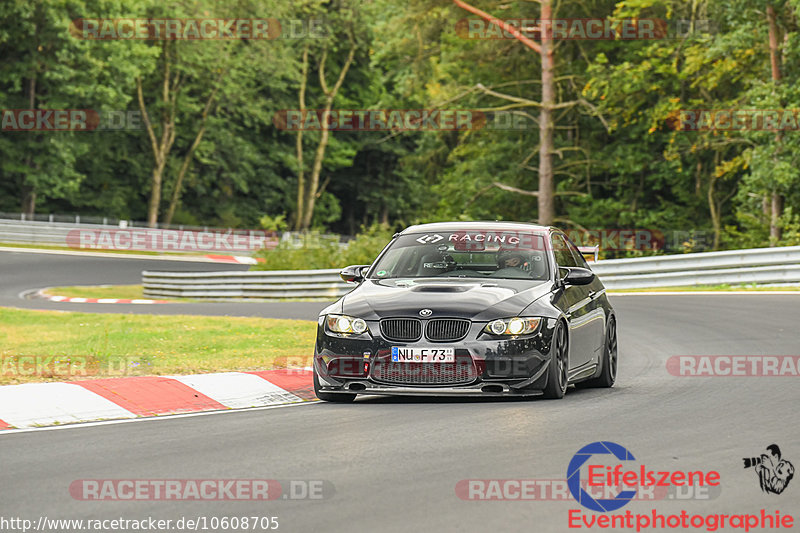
left=2, top=0, right=800, bottom=253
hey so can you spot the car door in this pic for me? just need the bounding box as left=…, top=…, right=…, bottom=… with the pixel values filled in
left=550, top=232, right=594, bottom=370
left=563, top=236, right=607, bottom=361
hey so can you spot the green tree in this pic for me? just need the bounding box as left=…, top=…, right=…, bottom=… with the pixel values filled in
left=0, top=0, right=155, bottom=215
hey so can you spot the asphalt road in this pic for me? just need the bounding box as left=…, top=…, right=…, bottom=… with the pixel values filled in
left=0, top=249, right=328, bottom=319
left=1, top=250, right=799, bottom=532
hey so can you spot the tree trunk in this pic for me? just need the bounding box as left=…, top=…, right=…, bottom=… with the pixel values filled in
left=139, top=44, right=178, bottom=228
left=301, top=110, right=333, bottom=230
left=708, top=174, right=721, bottom=250
left=148, top=164, right=165, bottom=227
left=766, top=4, right=783, bottom=244
left=163, top=137, right=196, bottom=226
left=22, top=74, right=37, bottom=216
left=21, top=186, right=36, bottom=217
left=294, top=45, right=310, bottom=230
left=298, top=35, right=356, bottom=230
left=770, top=192, right=783, bottom=243
left=695, top=161, right=702, bottom=197
left=453, top=0, right=555, bottom=225
left=767, top=5, right=782, bottom=81
left=537, top=0, right=555, bottom=226
left=164, top=82, right=220, bottom=225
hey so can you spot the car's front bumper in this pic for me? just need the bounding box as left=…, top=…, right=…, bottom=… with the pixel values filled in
left=315, top=376, right=546, bottom=397
left=314, top=317, right=558, bottom=396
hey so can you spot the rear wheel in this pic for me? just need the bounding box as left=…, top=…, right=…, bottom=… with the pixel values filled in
left=542, top=321, right=569, bottom=399
left=314, top=369, right=356, bottom=403
left=577, top=316, right=617, bottom=389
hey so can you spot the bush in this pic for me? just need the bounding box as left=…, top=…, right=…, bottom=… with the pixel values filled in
left=252, top=224, right=395, bottom=271
left=339, top=223, right=395, bottom=265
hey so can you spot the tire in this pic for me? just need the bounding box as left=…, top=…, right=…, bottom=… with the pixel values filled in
left=577, top=316, right=617, bottom=389
left=314, top=368, right=356, bottom=403
left=542, top=321, right=569, bottom=399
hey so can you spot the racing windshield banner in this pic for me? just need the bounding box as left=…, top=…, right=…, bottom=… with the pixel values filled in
left=405, top=231, right=547, bottom=252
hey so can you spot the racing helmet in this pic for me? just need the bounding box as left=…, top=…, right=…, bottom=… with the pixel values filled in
left=496, top=250, right=527, bottom=269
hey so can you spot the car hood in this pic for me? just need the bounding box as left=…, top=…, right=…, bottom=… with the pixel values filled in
left=340, top=278, right=553, bottom=321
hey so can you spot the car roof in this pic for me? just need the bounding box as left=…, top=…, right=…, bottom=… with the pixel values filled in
left=399, top=221, right=551, bottom=234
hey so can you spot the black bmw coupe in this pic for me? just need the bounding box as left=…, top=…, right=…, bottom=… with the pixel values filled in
left=313, top=221, right=617, bottom=401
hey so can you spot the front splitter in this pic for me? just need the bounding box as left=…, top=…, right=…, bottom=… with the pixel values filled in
left=321, top=382, right=544, bottom=397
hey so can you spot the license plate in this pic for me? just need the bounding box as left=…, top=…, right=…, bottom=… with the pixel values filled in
left=391, top=347, right=455, bottom=362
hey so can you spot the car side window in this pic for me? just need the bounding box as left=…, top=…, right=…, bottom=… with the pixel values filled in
left=564, top=237, right=591, bottom=269
left=551, top=234, right=580, bottom=268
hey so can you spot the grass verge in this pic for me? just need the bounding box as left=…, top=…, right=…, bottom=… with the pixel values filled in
left=42, top=285, right=331, bottom=303
left=0, top=307, right=316, bottom=385
left=45, top=285, right=148, bottom=300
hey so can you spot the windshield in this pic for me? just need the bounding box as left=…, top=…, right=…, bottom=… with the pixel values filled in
left=369, top=231, right=550, bottom=280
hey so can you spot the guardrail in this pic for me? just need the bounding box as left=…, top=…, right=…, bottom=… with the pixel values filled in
left=0, top=218, right=118, bottom=247
left=142, top=269, right=349, bottom=299
left=592, top=245, right=800, bottom=289
left=0, top=218, right=279, bottom=254
left=0, top=216, right=348, bottom=254
left=141, top=245, right=800, bottom=299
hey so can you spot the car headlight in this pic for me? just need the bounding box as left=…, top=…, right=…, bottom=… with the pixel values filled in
left=326, top=314, right=368, bottom=334
left=484, top=317, right=541, bottom=336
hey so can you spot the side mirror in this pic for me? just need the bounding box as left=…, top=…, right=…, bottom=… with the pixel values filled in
left=560, top=267, right=595, bottom=286
left=340, top=264, right=370, bottom=283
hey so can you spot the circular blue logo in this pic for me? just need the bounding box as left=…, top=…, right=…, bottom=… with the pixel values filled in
left=567, top=441, right=637, bottom=512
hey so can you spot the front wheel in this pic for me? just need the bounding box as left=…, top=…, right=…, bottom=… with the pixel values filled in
left=314, top=369, right=356, bottom=403
left=542, top=321, right=569, bottom=399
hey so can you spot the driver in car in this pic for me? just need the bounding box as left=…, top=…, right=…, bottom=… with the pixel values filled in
left=497, top=251, right=527, bottom=270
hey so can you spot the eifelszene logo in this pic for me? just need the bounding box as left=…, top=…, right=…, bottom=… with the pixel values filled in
left=566, top=441, right=721, bottom=512
left=567, top=441, right=638, bottom=512
left=743, top=444, right=794, bottom=495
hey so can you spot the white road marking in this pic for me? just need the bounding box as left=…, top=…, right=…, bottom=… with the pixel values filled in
left=0, top=400, right=318, bottom=435
left=0, top=383, right=137, bottom=428
left=168, top=372, right=304, bottom=408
